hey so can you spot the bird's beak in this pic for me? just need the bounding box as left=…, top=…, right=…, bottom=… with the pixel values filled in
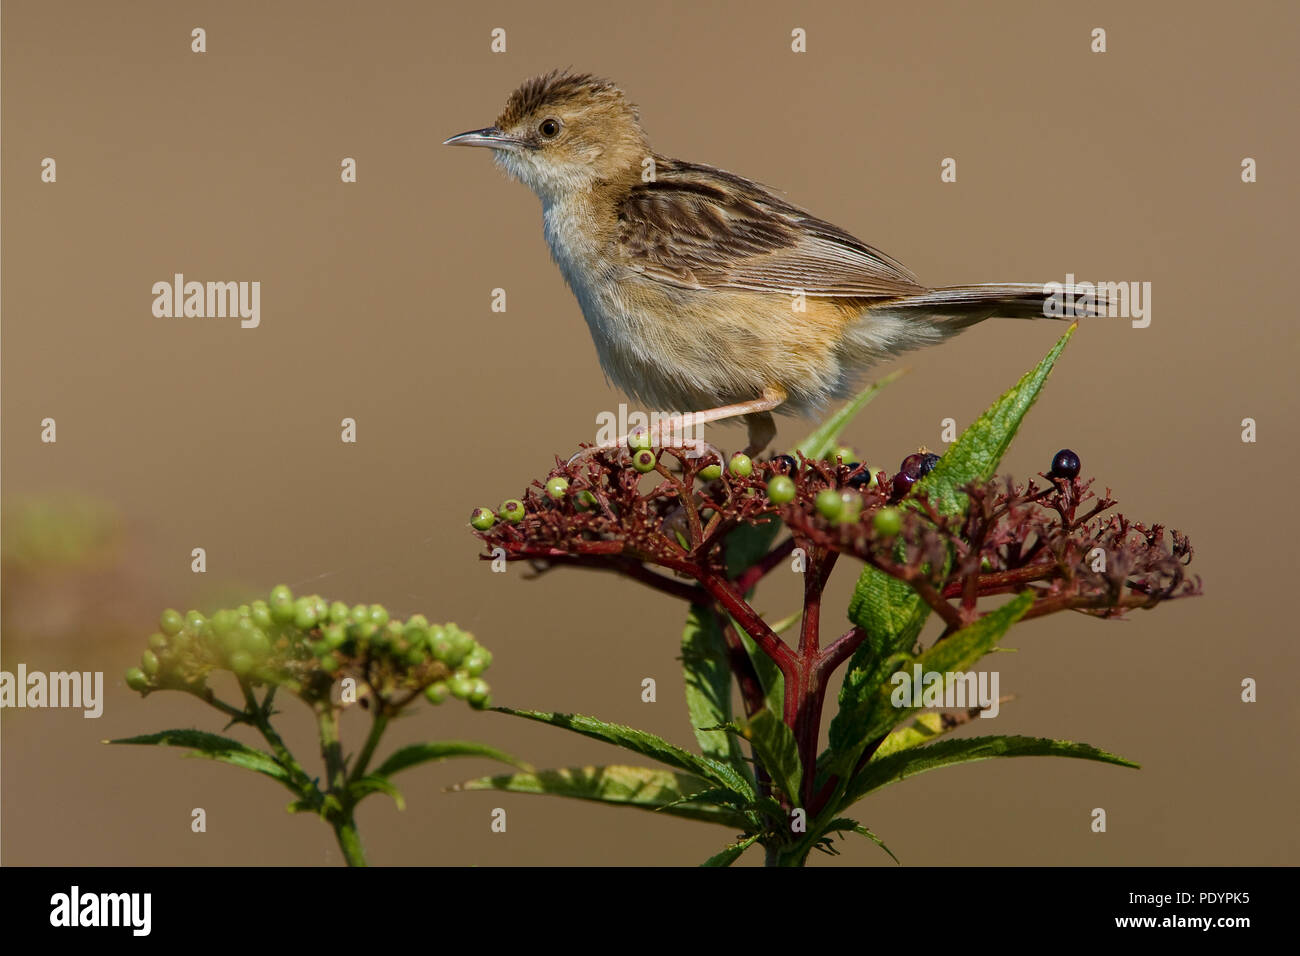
left=443, top=127, right=527, bottom=151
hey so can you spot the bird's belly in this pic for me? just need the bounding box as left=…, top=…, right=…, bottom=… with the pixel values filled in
left=543, top=208, right=850, bottom=413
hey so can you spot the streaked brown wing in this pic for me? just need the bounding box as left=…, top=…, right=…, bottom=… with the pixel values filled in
left=616, top=158, right=926, bottom=299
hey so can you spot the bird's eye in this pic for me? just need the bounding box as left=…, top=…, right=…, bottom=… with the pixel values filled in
left=538, top=118, right=561, bottom=138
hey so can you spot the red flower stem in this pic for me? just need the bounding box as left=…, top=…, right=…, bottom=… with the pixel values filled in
left=734, top=535, right=798, bottom=593
left=787, top=547, right=838, bottom=807
left=696, top=571, right=796, bottom=676
left=941, top=564, right=1057, bottom=598
left=502, top=551, right=705, bottom=603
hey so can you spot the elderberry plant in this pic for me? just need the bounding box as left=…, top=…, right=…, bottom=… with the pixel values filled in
left=111, top=585, right=523, bottom=866
left=459, top=327, right=1200, bottom=866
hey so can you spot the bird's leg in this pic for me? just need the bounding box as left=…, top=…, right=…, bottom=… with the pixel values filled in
left=567, top=385, right=787, bottom=465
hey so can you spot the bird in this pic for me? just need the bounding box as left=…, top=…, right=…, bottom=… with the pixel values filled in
left=446, top=70, right=1097, bottom=456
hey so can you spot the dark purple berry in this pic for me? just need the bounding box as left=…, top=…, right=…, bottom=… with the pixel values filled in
left=898, top=453, right=926, bottom=480
left=770, top=454, right=797, bottom=474
left=845, top=465, right=874, bottom=489
left=918, top=453, right=941, bottom=477
left=1049, top=448, right=1081, bottom=480
left=891, top=471, right=916, bottom=501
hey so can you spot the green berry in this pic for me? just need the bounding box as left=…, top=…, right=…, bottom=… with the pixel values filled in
left=148, top=632, right=169, bottom=652
left=499, top=499, right=526, bottom=523
left=159, top=609, right=184, bottom=636
left=251, top=603, right=273, bottom=629
left=699, top=462, right=723, bottom=481
left=631, top=449, right=658, bottom=473
left=815, top=489, right=845, bottom=521
left=229, top=650, right=255, bottom=676
left=141, top=650, right=160, bottom=676
left=125, top=667, right=149, bottom=692
left=350, top=603, right=369, bottom=624
left=329, top=601, right=350, bottom=624
left=184, top=610, right=211, bottom=638
left=447, top=674, right=475, bottom=700
left=574, top=489, right=598, bottom=510
left=212, top=609, right=239, bottom=637
left=462, top=650, right=490, bottom=677
left=319, top=653, right=340, bottom=674
left=470, top=507, right=496, bottom=531
left=269, top=586, right=295, bottom=623
left=873, top=507, right=903, bottom=538
left=544, top=476, right=570, bottom=500
left=321, top=623, right=347, bottom=649
left=242, top=628, right=272, bottom=658
left=729, top=453, right=753, bottom=478
left=368, top=604, right=389, bottom=627
left=424, top=682, right=450, bottom=705
left=293, top=598, right=319, bottom=630
left=468, top=679, right=491, bottom=709
left=626, top=428, right=653, bottom=453
left=831, top=445, right=856, bottom=464
left=766, top=474, right=796, bottom=504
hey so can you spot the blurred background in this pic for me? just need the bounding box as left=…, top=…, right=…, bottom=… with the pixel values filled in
left=3, top=0, right=1297, bottom=865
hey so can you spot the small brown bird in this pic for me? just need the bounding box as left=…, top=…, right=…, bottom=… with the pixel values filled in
left=447, top=70, right=1093, bottom=454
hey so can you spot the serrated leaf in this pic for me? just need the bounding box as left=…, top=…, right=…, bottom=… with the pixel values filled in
left=453, top=765, right=752, bottom=829
left=820, top=817, right=900, bottom=864
left=491, top=707, right=754, bottom=799
left=873, top=711, right=950, bottom=758
left=681, top=604, right=748, bottom=773
left=701, top=833, right=761, bottom=867
left=109, top=729, right=292, bottom=787
left=372, top=740, right=529, bottom=778
left=915, top=324, right=1077, bottom=515
left=827, top=592, right=1033, bottom=778
left=735, top=709, right=802, bottom=805
left=845, top=327, right=1075, bottom=650
left=349, top=774, right=405, bottom=811
left=844, top=734, right=1138, bottom=806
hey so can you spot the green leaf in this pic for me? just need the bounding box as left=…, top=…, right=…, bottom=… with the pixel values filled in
left=827, top=592, right=1034, bottom=778
left=846, top=327, right=1075, bottom=650
left=735, top=616, right=785, bottom=716
left=701, top=833, right=761, bottom=867
left=872, top=711, right=951, bottom=758
left=844, top=735, right=1138, bottom=806
left=372, top=740, right=529, bottom=778
left=681, top=604, right=748, bottom=773
left=108, top=729, right=292, bottom=787
left=349, top=774, right=405, bottom=811
left=735, top=709, right=802, bottom=805
left=491, top=707, right=754, bottom=799
left=795, top=368, right=907, bottom=461
left=820, top=817, right=900, bottom=864
left=724, top=518, right=783, bottom=580
left=453, top=765, right=752, bottom=829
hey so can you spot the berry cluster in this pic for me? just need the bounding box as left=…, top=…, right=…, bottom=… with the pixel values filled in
left=468, top=442, right=1198, bottom=634
left=124, top=585, right=493, bottom=711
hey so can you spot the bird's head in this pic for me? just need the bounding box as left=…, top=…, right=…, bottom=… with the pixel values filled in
left=445, top=70, right=648, bottom=201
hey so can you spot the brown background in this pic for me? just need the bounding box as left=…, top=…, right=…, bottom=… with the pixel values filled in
left=3, top=0, right=1297, bottom=866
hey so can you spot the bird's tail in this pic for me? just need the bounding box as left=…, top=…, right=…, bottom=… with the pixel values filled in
left=839, top=282, right=1108, bottom=373
left=882, top=283, right=1108, bottom=329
